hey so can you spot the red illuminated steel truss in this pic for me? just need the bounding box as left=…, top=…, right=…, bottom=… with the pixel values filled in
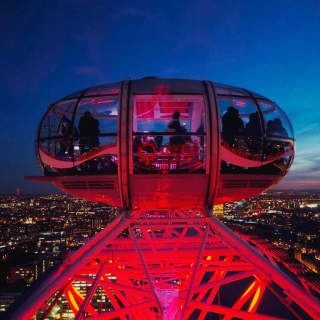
left=12, top=210, right=320, bottom=320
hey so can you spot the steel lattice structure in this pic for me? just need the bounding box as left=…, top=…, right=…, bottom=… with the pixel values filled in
left=16, top=78, right=320, bottom=319
left=11, top=209, right=320, bottom=320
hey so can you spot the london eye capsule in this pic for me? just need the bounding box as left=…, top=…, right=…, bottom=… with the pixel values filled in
left=30, top=77, right=294, bottom=209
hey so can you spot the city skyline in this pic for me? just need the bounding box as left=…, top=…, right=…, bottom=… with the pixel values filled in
left=1, top=1, right=320, bottom=193
left=1, top=192, right=320, bottom=317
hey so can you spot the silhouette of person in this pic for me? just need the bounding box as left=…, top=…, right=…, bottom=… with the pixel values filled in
left=168, top=111, right=187, bottom=148
left=266, top=119, right=288, bottom=138
left=245, top=112, right=262, bottom=154
left=245, top=112, right=261, bottom=137
left=78, top=111, right=100, bottom=154
left=266, top=120, right=274, bottom=136
left=265, top=119, right=289, bottom=159
left=273, top=118, right=288, bottom=138
left=222, top=106, right=244, bottom=146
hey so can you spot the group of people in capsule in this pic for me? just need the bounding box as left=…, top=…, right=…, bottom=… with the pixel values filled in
left=133, top=111, right=194, bottom=155
left=59, top=110, right=196, bottom=172
left=58, top=106, right=288, bottom=171
left=222, top=106, right=289, bottom=156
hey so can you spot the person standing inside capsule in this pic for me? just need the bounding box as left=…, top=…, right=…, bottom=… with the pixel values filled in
left=167, top=111, right=187, bottom=149
left=222, top=106, right=244, bottom=148
left=78, top=110, right=100, bottom=164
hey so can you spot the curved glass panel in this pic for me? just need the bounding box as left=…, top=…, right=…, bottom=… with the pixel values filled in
left=38, top=97, right=119, bottom=175
left=251, top=91, right=267, bottom=99
left=73, top=97, right=119, bottom=174
left=62, top=90, right=83, bottom=99
left=259, top=139, right=294, bottom=176
left=258, top=100, right=294, bottom=176
left=215, top=87, right=247, bottom=96
left=84, top=82, right=121, bottom=96
left=218, top=97, right=263, bottom=174
left=258, top=100, right=294, bottom=139
left=40, top=100, right=76, bottom=138
left=39, top=100, right=76, bottom=175
left=133, top=95, right=206, bottom=174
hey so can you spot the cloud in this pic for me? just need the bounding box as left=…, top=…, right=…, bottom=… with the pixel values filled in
left=295, top=122, right=320, bottom=137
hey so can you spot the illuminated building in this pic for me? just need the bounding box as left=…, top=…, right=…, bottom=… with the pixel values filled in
left=11, top=78, right=320, bottom=319
left=213, top=204, right=224, bottom=217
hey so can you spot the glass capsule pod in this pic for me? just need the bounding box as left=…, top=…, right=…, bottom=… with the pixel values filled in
left=34, top=78, right=294, bottom=209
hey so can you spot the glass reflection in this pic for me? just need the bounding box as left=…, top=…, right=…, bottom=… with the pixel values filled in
left=219, top=97, right=263, bottom=174
left=260, top=138, right=294, bottom=176
left=218, top=96, right=294, bottom=176
left=40, top=100, right=76, bottom=139
left=258, top=100, right=294, bottom=139
left=259, top=100, right=294, bottom=176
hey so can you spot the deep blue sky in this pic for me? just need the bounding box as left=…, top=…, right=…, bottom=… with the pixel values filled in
left=1, top=0, right=320, bottom=193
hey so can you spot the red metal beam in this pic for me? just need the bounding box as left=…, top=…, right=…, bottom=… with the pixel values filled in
left=206, top=212, right=320, bottom=319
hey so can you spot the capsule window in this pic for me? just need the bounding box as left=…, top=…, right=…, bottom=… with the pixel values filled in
left=132, top=95, right=206, bottom=174
left=40, top=100, right=76, bottom=139
left=258, top=100, right=294, bottom=176
left=258, top=100, right=294, bottom=139
left=38, top=100, right=76, bottom=175
left=218, top=97, right=263, bottom=174
left=73, top=97, right=119, bottom=174
left=38, top=97, right=119, bottom=175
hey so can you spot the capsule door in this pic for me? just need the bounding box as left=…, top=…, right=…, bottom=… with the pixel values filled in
left=129, top=94, right=209, bottom=209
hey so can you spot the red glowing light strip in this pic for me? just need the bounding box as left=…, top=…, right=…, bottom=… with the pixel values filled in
left=235, top=100, right=246, bottom=107
left=192, top=267, right=229, bottom=320
left=206, top=213, right=320, bottom=319
left=129, top=226, right=163, bottom=315
left=180, top=227, right=209, bottom=318
left=88, top=300, right=156, bottom=320
left=96, top=99, right=115, bottom=104
left=191, top=301, right=283, bottom=320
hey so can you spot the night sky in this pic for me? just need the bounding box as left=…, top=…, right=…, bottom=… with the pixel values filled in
left=1, top=0, right=320, bottom=194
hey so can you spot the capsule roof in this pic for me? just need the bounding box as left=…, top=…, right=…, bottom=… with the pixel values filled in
left=61, top=78, right=267, bottom=101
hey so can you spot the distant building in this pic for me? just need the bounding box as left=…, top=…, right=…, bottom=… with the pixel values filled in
left=295, top=252, right=319, bottom=274
left=0, top=292, right=22, bottom=313
left=213, top=204, right=224, bottom=217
